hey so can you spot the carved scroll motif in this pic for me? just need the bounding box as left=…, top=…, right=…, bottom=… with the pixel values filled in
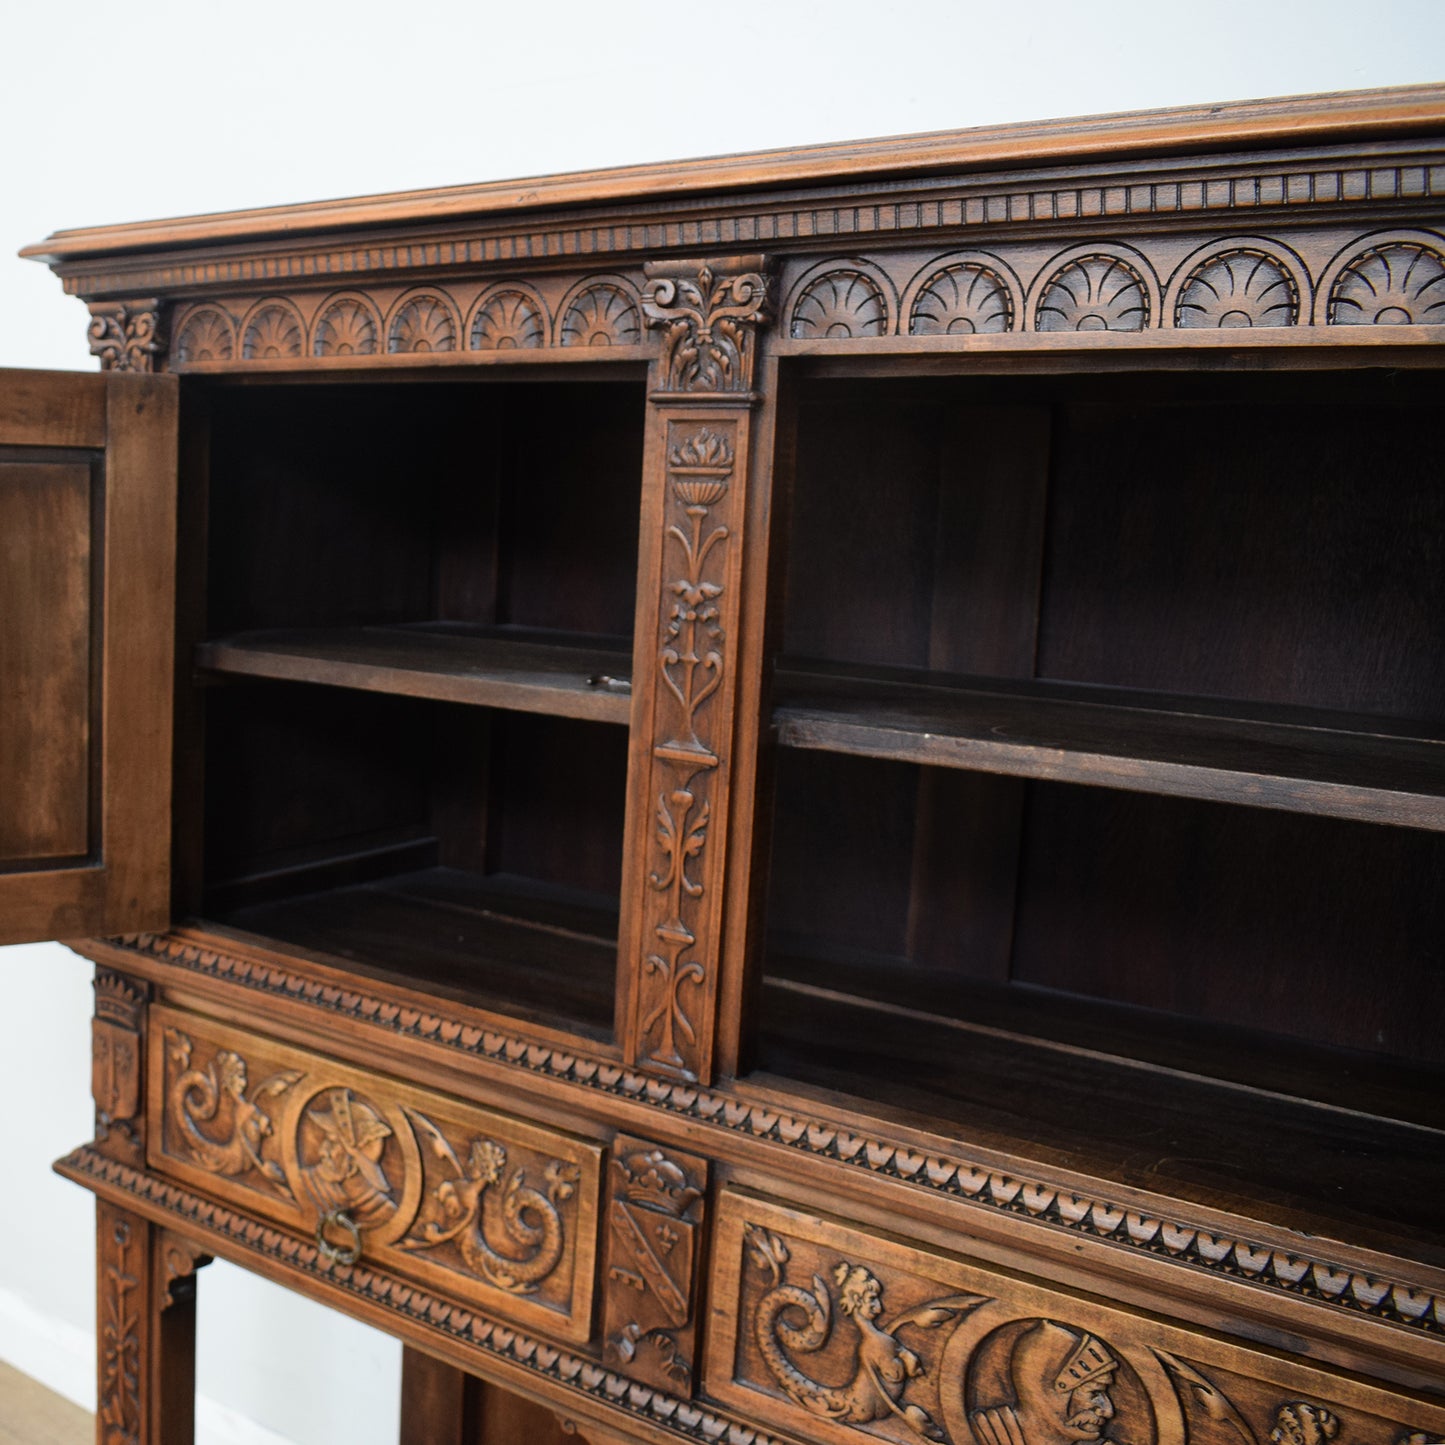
left=642, top=259, right=770, bottom=394
left=164, top=1028, right=300, bottom=1196
left=603, top=1140, right=708, bottom=1390
left=87, top=300, right=165, bottom=372
left=400, top=1109, right=580, bottom=1295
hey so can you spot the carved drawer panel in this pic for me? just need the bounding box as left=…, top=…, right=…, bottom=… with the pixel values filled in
left=145, top=1006, right=602, bottom=1343
left=705, top=1192, right=1444, bottom=1445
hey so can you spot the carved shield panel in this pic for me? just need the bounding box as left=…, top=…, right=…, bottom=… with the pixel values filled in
left=146, top=1006, right=603, bottom=1342
left=706, top=1192, right=1445, bottom=1445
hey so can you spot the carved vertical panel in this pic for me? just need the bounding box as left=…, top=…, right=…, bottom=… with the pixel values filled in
left=623, top=257, right=771, bottom=1085
left=97, top=1202, right=208, bottom=1445
left=93, top=969, right=148, bottom=1164
left=602, top=1137, right=708, bottom=1390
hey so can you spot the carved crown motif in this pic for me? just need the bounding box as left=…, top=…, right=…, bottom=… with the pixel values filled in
left=615, top=1149, right=702, bottom=1215
left=93, top=971, right=146, bottom=1024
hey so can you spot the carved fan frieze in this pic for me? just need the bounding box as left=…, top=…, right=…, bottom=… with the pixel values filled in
left=468, top=285, right=548, bottom=350
left=1034, top=250, right=1153, bottom=332
left=907, top=257, right=1017, bottom=335
left=559, top=278, right=643, bottom=347
left=171, top=304, right=236, bottom=364
left=789, top=263, right=892, bottom=339
left=240, top=299, right=305, bottom=360
left=313, top=293, right=382, bottom=356
left=1173, top=246, right=1301, bottom=328
left=147, top=1007, right=602, bottom=1340
left=708, top=1194, right=1445, bottom=1445
left=1328, top=239, right=1445, bottom=325
left=387, top=291, right=460, bottom=352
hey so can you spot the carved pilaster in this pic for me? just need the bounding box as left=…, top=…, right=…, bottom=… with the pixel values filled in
left=87, top=299, right=166, bottom=372
left=97, top=1202, right=207, bottom=1445
left=622, top=257, right=772, bottom=1085
left=93, top=969, right=149, bottom=1163
left=602, top=1138, right=708, bottom=1391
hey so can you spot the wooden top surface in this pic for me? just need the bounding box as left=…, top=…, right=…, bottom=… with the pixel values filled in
left=21, top=84, right=1445, bottom=264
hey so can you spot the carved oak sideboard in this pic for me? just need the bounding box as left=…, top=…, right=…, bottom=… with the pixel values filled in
left=3, top=85, right=1444, bottom=1444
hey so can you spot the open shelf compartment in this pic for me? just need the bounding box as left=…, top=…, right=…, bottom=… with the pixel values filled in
left=195, top=377, right=644, bottom=719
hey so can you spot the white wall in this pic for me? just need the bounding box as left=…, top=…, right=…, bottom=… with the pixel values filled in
left=1, top=2, right=1441, bottom=1440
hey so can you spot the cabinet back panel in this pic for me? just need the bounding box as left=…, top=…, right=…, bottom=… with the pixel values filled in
left=204, top=381, right=644, bottom=640
left=1010, top=783, right=1445, bottom=1064
left=495, top=387, right=644, bottom=640
left=486, top=712, right=629, bottom=903
left=1038, top=397, right=1445, bottom=719
left=203, top=682, right=434, bottom=885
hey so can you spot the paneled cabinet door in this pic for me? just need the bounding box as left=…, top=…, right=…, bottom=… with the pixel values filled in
left=0, top=368, right=176, bottom=944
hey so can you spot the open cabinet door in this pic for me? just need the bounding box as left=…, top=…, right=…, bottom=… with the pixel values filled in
left=0, top=368, right=177, bottom=943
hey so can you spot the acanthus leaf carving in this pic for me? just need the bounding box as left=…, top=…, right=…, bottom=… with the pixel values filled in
left=400, top=1108, right=578, bottom=1295
left=641, top=259, right=770, bottom=393
left=87, top=300, right=165, bottom=372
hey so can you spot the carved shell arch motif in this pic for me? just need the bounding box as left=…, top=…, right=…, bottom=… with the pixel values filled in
left=1033, top=250, right=1152, bottom=332
left=469, top=285, right=548, bottom=350
left=387, top=291, right=460, bottom=353
left=789, top=263, right=892, bottom=339
left=906, top=254, right=1017, bottom=335
left=1328, top=238, right=1445, bottom=325
left=313, top=293, right=382, bottom=357
left=1173, top=246, right=1301, bottom=329
left=173, top=305, right=237, bottom=364
left=240, top=299, right=305, bottom=360
left=558, top=278, right=642, bottom=347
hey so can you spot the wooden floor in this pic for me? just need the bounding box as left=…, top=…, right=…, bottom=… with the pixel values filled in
left=0, top=1362, right=91, bottom=1444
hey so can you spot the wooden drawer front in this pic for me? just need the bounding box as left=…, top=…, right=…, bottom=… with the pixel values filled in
left=146, top=1006, right=602, bottom=1343
left=706, top=1192, right=1443, bottom=1445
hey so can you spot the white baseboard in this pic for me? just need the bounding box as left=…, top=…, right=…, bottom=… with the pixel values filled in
left=0, top=1285, right=298, bottom=1445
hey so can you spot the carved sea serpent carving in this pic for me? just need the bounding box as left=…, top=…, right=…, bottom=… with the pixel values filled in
left=745, top=1225, right=986, bottom=1439
left=114, top=932, right=1445, bottom=1336
left=403, top=1110, right=579, bottom=1293
left=164, top=1028, right=300, bottom=1194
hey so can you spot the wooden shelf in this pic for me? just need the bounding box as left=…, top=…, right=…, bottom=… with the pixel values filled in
left=213, top=867, right=619, bottom=1040
left=773, top=663, right=1445, bottom=830
left=196, top=624, right=633, bottom=723
left=757, top=960, right=1445, bottom=1261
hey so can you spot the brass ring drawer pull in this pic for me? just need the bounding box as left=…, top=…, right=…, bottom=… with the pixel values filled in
left=316, top=1209, right=361, bottom=1267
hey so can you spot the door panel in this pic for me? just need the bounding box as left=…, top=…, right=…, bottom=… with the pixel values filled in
left=0, top=368, right=177, bottom=943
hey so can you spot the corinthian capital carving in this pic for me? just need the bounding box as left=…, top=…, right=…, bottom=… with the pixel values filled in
left=641, top=257, right=771, bottom=395
left=87, top=299, right=166, bottom=372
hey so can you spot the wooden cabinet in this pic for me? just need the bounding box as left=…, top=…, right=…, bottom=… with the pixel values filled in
left=4, top=84, right=1444, bottom=1443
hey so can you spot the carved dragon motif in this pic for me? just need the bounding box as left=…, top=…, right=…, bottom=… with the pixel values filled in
left=164, top=1029, right=300, bottom=1194
left=745, top=1225, right=985, bottom=1439
left=403, top=1110, right=580, bottom=1294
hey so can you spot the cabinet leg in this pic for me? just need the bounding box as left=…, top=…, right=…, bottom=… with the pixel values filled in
left=96, top=1200, right=209, bottom=1445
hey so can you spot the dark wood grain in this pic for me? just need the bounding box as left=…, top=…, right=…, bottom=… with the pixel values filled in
left=773, top=665, right=1445, bottom=829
